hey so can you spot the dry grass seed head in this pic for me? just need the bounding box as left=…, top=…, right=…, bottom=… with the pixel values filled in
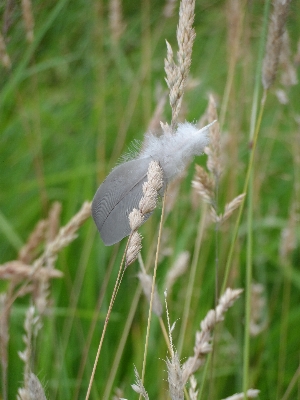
left=192, top=164, right=215, bottom=204
left=18, top=220, right=48, bottom=264
left=250, top=283, right=267, bottom=337
left=262, top=0, right=292, bottom=89
left=131, top=365, right=149, bottom=400
left=279, top=30, right=298, bottom=87
left=188, top=375, right=198, bottom=400
left=128, top=208, right=144, bottom=231
left=210, top=193, right=246, bottom=224
left=17, top=372, right=47, bottom=400
left=182, top=288, right=243, bottom=383
left=46, top=201, right=62, bottom=242
left=126, top=232, right=143, bottom=267
left=205, top=94, right=222, bottom=180
left=166, top=351, right=184, bottom=400
left=165, top=251, right=190, bottom=291
left=164, top=0, right=196, bottom=127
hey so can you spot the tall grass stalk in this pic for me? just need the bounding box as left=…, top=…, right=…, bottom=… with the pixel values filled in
left=85, top=244, right=127, bottom=400
left=139, top=193, right=166, bottom=398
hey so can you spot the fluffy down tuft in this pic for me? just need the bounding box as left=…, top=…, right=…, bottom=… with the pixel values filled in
left=139, top=122, right=212, bottom=182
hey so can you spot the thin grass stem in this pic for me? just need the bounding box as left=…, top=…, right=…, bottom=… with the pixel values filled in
left=139, top=192, right=166, bottom=399
left=85, top=239, right=129, bottom=400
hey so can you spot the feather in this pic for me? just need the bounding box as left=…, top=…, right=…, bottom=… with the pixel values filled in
left=92, top=122, right=213, bottom=245
left=92, top=157, right=153, bottom=246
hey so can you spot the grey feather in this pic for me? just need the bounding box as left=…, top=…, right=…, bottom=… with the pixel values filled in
left=92, top=157, right=156, bottom=246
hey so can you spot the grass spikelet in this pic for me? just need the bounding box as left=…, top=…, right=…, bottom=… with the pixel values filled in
left=42, top=201, right=91, bottom=259
left=131, top=366, right=149, bottom=400
left=262, top=0, right=292, bottom=89
left=163, top=0, right=177, bottom=19
left=192, top=164, right=215, bottom=204
left=18, top=220, right=48, bottom=264
left=46, top=202, right=62, bottom=242
left=221, top=388, right=260, bottom=400
left=166, top=351, right=184, bottom=400
left=188, top=375, right=198, bottom=400
left=17, top=373, right=47, bottom=400
left=182, top=288, right=243, bottom=383
left=249, top=283, right=267, bottom=337
left=126, top=232, right=143, bottom=267
left=205, top=94, right=222, bottom=180
left=210, top=193, right=246, bottom=224
left=126, top=161, right=163, bottom=266
left=165, top=251, right=190, bottom=291
left=17, top=307, right=43, bottom=399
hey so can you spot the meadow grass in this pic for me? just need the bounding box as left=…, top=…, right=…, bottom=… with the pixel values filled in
left=1, top=0, right=300, bottom=399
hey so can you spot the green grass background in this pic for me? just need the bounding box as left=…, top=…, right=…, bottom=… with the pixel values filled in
left=1, top=0, right=300, bottom=398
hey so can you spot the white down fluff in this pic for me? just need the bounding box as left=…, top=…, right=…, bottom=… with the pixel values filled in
left=138, top=122, right=213, bottom=182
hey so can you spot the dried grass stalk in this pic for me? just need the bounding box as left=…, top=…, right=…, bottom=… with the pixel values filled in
left=0, top=32, right=11, bottom=69
left=109, top=0, right=126, bottom=44
left=138, top=272, right=163, bottom=316
left=262, top=0, right=292, bottom=89
left=147, top=91, right=168, bottom=133
left=165, top=0, right=196, bottom=128
left=163, top=0, right=177, bottom=19
left=21, top=0, right=34, bottom=43
left=0, top=294, right=9, bottom=400
left=182, top=288, right=243, bottom=383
